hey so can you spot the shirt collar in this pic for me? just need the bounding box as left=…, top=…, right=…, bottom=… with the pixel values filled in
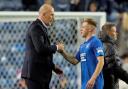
left=38, top=18, right=48, bottom=29
left=85, top=35, right=95, bottom=43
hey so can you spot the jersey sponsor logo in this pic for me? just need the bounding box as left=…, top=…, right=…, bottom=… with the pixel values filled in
left=81, top=59, right=86, bottom=61
left=97, top=49, right=103, bottom=53
left=96, top=47, right=103, bottom=53
left=80, top=53, right=86, bottom=61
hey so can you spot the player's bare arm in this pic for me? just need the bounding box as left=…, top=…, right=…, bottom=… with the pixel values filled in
left=60, top=50, right=79, bottom=65
left=86, top=56, right=104, bottom=89
left=92, top=56, right=104, bottom=80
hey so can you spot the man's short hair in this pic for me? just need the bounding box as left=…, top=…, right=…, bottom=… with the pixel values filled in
left=102, top=23, right=115, bottom=32
left=82, top=18, right=97, bottom=27
left=98, top=23, right=116, bottom=38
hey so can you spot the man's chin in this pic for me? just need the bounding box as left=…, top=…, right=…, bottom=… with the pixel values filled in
left=81, top=35, right=85, bottom=38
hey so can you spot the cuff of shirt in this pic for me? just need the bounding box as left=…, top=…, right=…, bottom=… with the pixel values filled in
left=56, top=45, right=58, bottom=50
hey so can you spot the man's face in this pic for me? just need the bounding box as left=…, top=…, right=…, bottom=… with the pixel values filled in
left=123, top=57, right=128, bottom=64
left=80, top=22, right=92, bottom=38
left=108, top=26, right=117, bottom=40
left=44, top=8, right=54, bottom=26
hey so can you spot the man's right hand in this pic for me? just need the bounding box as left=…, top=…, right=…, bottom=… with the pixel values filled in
left=56, top=42, right=64, bottom=53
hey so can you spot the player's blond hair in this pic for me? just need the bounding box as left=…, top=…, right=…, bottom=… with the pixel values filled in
left=82, top=18, right=97, bottom=27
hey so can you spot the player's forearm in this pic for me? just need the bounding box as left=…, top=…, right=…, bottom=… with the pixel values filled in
left=91, top=56, right=104, bottom=80
left=61, top=51, right=78, bottom=65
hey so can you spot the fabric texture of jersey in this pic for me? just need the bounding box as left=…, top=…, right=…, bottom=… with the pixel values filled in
left=76, top=36, right=104, bottom=89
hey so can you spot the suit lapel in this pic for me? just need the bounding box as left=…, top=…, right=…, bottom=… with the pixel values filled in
left=36, top=19, right=50, bottom=45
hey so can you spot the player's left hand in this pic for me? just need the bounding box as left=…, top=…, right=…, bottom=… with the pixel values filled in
left=86, top=78, right=96, bottom=89
left=53, top=65, right=63, bottom=75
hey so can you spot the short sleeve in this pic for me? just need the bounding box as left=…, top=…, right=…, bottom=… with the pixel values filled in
left=92, top=39, right=104, bottom=57
left=75, top=50, right=81, bottom=61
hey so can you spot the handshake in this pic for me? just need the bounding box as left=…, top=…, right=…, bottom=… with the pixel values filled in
left=56, top=41, right=64, bottom=53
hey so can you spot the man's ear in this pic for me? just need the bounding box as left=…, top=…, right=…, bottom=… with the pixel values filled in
left=107, top=30, right=110, bottom=35
left=43, top=13, right=46, bottom=16
left=89, top=29, right=92, bottom=32
left=89, top=25, right=94, bottom=31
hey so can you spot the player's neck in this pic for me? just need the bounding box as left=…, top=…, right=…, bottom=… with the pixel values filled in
left=85, top=34, right=94, bottom=41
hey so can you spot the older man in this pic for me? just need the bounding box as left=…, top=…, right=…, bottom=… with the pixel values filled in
left=21, top=4, right=64, bottom=89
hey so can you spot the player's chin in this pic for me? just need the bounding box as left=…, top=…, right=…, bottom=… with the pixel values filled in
left=81, top=34, right=84, bottom=37
left=80, top=33, right=83, bottom=36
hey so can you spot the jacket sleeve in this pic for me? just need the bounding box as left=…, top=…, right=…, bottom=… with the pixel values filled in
left=30, top=25, right=57, bottom=54
left=52, top=62, right=55, bottom=70
left=104, top=43, right=116, bottom=62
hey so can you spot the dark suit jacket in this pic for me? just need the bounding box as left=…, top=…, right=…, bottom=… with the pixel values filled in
left=100, top=35, right=128, bottom=89
left=21, top=19, right=57, bottom=85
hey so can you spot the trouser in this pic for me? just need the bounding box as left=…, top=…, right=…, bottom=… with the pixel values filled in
left=103, top=69, right=116, bottom=89
left=103, top=63, right=128, bottom=89
left=113, top=64, right=128, bottom=84
left=25, top=79, right=49, bottom=89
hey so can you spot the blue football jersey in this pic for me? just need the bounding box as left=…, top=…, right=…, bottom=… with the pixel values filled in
left=76, top=36, right=104, bottom=89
